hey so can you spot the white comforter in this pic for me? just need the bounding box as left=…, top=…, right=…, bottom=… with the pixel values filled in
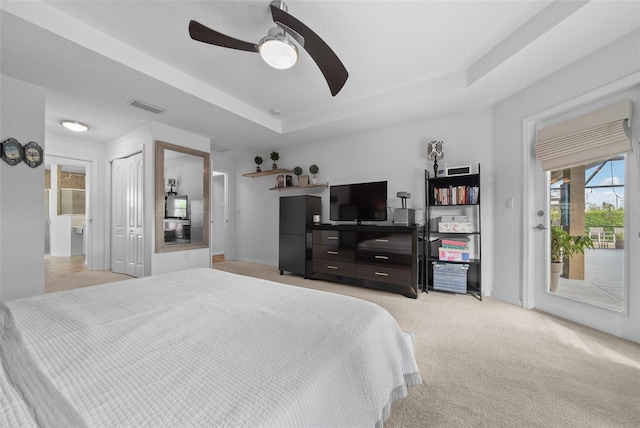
left=1, top=268, right=421, bottom=427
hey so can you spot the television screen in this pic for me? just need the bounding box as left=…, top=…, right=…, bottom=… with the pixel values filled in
left=330, top=181, right=387, bottom=223
left=165, top=194, right=188, bottom=219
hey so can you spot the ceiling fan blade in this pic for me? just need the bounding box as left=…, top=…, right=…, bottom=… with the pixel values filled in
left=189, top=20, right=258, bottom=53
left=270, top=5, right=348, bottom=96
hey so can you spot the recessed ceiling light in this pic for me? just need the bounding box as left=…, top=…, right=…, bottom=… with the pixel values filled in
left=60, top=120, right=90, bottom=132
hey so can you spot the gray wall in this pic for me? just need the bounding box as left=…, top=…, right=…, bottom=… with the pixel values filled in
left=0, top=75, right=46, bottom=300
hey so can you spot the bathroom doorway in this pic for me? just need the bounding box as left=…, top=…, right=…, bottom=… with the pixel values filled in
left=44, top=155, right=91, bottom=278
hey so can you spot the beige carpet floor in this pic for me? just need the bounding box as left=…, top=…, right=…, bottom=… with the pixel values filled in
left=213, top=261, right=640, bottom=428
left=45, top=270, right=133, bottom=293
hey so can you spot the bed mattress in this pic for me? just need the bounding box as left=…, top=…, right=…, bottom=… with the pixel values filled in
left=1, top=268, right=421, bottom=427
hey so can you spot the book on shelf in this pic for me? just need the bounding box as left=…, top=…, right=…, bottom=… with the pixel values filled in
left=441, top=238, right=469, bottom=249
left=438, top=247, right=470, bottom=262
left=433, top=185, right=479, bottom=205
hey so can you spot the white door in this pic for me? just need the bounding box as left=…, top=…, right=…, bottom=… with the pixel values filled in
left=530, top=148, right=635, bottom=340
left=111, top=152, right=143, bottom=276
left=211, top=171, right=228, bottom=262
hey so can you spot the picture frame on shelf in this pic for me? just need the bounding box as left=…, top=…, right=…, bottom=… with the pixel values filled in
left=298, top=175, right=309, bottom=186
left=276, top=174, right=293, bottom=188
left=1, top=138, right=23, bottom=166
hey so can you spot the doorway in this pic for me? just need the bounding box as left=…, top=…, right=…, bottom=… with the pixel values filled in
left=44, top=155, right=91, bottom=278
left=524, top=89, right=638, bottom=341
left=211, top=170, right=229, bottom=263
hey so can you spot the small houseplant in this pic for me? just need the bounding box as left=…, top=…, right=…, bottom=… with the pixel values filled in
left=309, top=164, right=319, bottom=184
left=549, top=226, right=594, bottom=292
left=254, top=155, right=263, bottom=172
left=293, top=166, right=303, bottom=185
left=270, top=151, right=280, bottom=169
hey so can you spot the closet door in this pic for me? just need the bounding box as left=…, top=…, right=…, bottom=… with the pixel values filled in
left=111, top=152, right=143, bottom=276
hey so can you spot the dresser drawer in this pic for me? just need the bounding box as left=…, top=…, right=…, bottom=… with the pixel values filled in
left=357, top=251, right=412, bottom=266
left=313, top=259, right=356, bottom=277
left=356, top=263, right=412, bottom=286
left=357, top=232, right=413, bottom=253
left=313, top=230, right=357, bottom=246
left=313, top=245, right=355, bottom=262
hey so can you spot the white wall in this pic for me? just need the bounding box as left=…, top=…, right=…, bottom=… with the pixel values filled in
left=492, top=28, right=640, bottom=307
left=0, top=75, right=46, bottom=301
left=233, top=108, right=496, bottom=293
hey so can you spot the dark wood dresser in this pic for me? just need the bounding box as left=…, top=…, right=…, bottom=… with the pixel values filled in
left=311, top=224, right=421, bottom=298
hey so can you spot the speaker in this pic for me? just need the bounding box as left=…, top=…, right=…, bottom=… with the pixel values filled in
left=393, top=208, right=415, bottom=225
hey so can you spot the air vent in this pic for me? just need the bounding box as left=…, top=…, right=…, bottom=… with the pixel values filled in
left=128, top=99, right=166, bottom=114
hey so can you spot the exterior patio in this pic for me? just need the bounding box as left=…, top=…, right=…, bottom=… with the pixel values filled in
left=556, top=247, right=624, bottom=311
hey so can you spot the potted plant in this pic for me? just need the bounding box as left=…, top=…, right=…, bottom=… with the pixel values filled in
left=293, top=166, right=303, bottom=185
left=254, top=155, right=263, bottom=172
left=270, top=151, right=279, bottom=170
left=309, top=164, right=319, bottom=184
left=614, top=230, right=624, bottom=249
left=549, top=226, right=594, bottom=292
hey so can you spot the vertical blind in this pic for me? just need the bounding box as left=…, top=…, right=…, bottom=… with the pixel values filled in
left=535, top=100, right=632, bottom=171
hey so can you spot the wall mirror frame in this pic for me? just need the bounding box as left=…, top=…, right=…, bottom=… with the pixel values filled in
left=155, top=140, right=210, bottom=253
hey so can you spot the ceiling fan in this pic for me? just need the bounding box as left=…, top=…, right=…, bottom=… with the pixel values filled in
left=188, top=0, right=348, bottom=96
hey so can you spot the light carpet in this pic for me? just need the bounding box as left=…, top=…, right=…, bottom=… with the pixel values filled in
left=213, top=261, right=640, bottom=428
left=45, top=270, right=133, bottom=293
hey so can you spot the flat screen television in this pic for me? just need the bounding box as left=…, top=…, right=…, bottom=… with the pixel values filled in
left=330, top=181, right=387, bottom=223
left=165, top=194, right=188, bottom=219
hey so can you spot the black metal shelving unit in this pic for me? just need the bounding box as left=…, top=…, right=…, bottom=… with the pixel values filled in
left=424, top=164, right=482, bottom=300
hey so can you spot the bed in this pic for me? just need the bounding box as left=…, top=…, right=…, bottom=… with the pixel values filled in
left=1, top=268, right=421, bottom=427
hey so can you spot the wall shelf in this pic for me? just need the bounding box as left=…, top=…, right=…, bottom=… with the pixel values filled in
left=269, top=183, right=328, bottom=191
left=242, top=168, right=292, bottom=178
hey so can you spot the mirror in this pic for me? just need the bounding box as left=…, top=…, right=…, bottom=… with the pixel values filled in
left=155, top=140, right=210, bottom=253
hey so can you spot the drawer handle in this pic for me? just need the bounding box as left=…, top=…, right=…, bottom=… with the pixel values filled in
left=374, top=272, right=389, bottom=277
left=375, top=239, right=389, bottom=243
left=327, top=236, right=338, bottom=240
left=375, top=255, right=389, bottom=260
left=327, top=251, right=338, bottom=255
left=326, top=265, right=338, bottom=270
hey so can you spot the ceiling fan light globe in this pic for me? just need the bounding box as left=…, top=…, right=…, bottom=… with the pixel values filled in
left=259, top=35, right=298, bottom=70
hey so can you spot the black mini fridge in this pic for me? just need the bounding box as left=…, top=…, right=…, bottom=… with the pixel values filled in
left=279, top=195, right=321, bottom=278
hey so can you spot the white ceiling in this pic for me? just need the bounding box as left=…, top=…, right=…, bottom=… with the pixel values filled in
left=1, top=1, right=639, bottom=156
